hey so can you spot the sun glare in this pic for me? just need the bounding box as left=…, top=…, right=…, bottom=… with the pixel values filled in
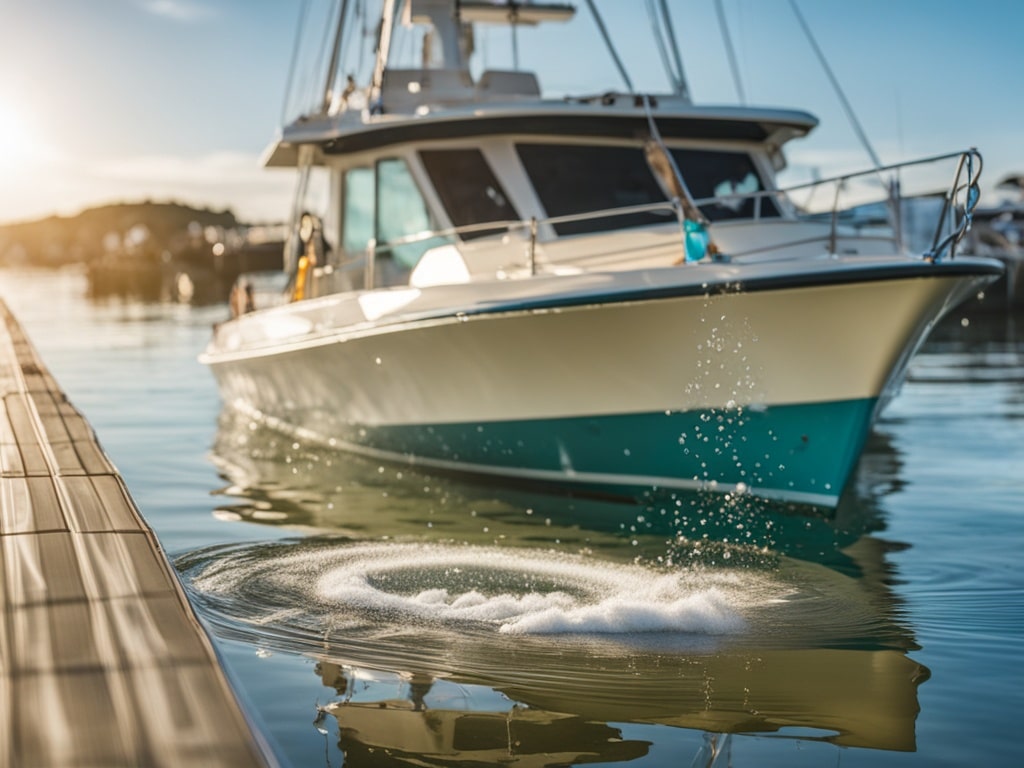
left=0, top=98, right=34, bottom=174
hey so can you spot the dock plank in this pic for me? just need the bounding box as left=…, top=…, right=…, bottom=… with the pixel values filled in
left=0, top=300, right=271, bottom=767
left=0, top=477, right=67, bottom=534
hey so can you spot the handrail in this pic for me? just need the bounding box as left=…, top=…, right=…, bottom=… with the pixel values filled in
left=375, top=200, right=679, bottom=250
left=357, top=148, right=982, bottom=284
left=687, top=148, right=978, bottom=216
left=924, top=148, right=982, bottom=262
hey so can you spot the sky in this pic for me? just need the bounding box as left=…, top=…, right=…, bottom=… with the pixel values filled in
left=1, top=0, right=1022, bottom=226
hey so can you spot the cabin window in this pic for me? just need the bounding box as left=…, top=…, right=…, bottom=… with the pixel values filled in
left=374, top=157, right=448, bottom=285
left=515, top=144, right=671, bottom=236
left=419, top=149, right=520, bottom=240
left=327, top=167, right=375, bottom=290
left=342, top=167, right=374, bottom=255
left=515, top=143, right=778, bottom=235
left=669, top=148, right=779, bottom=220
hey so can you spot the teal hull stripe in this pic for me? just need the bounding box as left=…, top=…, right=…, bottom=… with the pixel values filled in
left=341, top=399, right=879, bottom=505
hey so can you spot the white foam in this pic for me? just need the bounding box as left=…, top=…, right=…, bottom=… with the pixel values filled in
left=499, top=586, right=743, bottom=635
left=312, top=543, right=757, bottom=636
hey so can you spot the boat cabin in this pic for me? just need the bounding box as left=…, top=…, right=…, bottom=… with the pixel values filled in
left=263, top=0, right=911, bottom=301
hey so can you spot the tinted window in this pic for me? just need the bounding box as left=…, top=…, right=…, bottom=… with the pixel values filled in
left=375, top=158, right=449, bottom=284
left=516, top=144, right=671, bottom=236
left=342, top=167, right=374, bottom=254
left=419, top=149, right=519, bottom=240
left=670, top=148, right=779, bottom=220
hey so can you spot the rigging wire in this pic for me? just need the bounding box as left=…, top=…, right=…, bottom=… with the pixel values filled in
left=281, top=0, right=312, bottom=123
left=322, top=0, right=351, bottom=112
left=645, top=0, right=679, bottom=94
left=339, top=0, right=360, bottom=86
left=789, top=0, right=882, bottom=171
left=308, top=1, right=341, bottom=115
left=583, top=0, right=634, bottom=93
left=715, top=0, right=746, bottom=104
left=656, top=0, right=689, bottom=100
left=356, top=0, right=370, bottom=83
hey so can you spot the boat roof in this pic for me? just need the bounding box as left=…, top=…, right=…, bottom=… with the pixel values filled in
left=262, top=99, right=818, bottom=167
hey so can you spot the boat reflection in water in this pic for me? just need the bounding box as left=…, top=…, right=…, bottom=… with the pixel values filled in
left=179, top=410, right=927, bottom=763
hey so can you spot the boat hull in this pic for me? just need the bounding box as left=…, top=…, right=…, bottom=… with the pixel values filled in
left=204, top=262, right=996, bottom=507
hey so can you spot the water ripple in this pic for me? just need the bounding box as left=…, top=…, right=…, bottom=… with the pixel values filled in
left=185, top=540, right=768, bottom=638
left=179, top=537, right=915, bottom=658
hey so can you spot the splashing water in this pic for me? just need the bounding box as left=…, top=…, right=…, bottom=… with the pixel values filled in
left=188, top=541, right=776, bottom=639
left=317, top=543, right=751, bottom=635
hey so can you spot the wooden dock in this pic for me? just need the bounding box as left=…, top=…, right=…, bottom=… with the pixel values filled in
left=0, top=300, right=272, bottom=767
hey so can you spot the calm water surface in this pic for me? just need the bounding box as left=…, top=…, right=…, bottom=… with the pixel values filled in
left=2, top=266, right=1022, bottom=767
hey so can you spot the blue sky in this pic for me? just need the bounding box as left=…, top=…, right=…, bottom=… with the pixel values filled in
left=0, top=0, right=1021, bottom=225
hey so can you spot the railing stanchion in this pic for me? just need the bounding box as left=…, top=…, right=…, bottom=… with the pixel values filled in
left=366, top=238, right=376, bottom=289
left=528, top=217, right=538, bottom=275
left=673, top=197, right=688, bottom=261
left=829, top=178, right=842, bottom=255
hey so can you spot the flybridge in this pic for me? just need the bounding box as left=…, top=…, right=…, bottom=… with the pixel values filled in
left=282, top=0, right=691, bottom=125
left=386, top=0, right=576, bottom=73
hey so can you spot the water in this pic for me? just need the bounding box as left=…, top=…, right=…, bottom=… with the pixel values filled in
left=2, top=266, right=1023, bottom=766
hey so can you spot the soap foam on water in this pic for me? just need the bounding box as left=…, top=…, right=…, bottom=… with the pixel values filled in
left=311, top=543, right=753, bottom=635
left=185, top=539, right=906, bottom=654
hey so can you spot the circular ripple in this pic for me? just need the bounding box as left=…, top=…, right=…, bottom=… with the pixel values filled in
left=183, top=540, right=772, bottom=639
left=179, top=537, right=917, bottom=671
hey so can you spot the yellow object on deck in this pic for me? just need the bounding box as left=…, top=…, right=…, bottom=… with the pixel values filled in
left=292, top=255, right=310, bottom=301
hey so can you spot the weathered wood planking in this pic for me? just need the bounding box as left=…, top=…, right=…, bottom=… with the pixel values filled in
left=0, top=300, right=272, bottom=767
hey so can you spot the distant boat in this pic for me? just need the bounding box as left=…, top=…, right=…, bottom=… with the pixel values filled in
left=201, top=0, right=1000, bottom=509
left=958, top=173, right=1024, bottom=309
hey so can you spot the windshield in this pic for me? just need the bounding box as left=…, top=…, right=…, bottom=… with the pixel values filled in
left=515, top=143, right=777, bottom=236
left=419, top=149, right=519, bottom=240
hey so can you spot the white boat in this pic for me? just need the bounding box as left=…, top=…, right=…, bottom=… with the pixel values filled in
left=201, top=0, right=1001, bottom=509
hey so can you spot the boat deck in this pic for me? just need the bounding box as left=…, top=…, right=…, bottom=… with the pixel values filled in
left=0, top=300, right=270, bottom=767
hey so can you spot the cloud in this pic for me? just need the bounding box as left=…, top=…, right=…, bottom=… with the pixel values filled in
left=140, top=0, right=216, bottom=23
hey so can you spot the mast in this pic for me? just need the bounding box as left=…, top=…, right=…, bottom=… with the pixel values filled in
left=321, top=0, right=351, bottom=113
left=370, top=0, right=402, bottom=103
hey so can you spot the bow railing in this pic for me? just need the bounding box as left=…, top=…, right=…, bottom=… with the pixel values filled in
left=309, top=148, right=985, bottom=294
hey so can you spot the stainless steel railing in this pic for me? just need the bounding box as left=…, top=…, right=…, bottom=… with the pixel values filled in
left=354, top=148, right=983, bottom=288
